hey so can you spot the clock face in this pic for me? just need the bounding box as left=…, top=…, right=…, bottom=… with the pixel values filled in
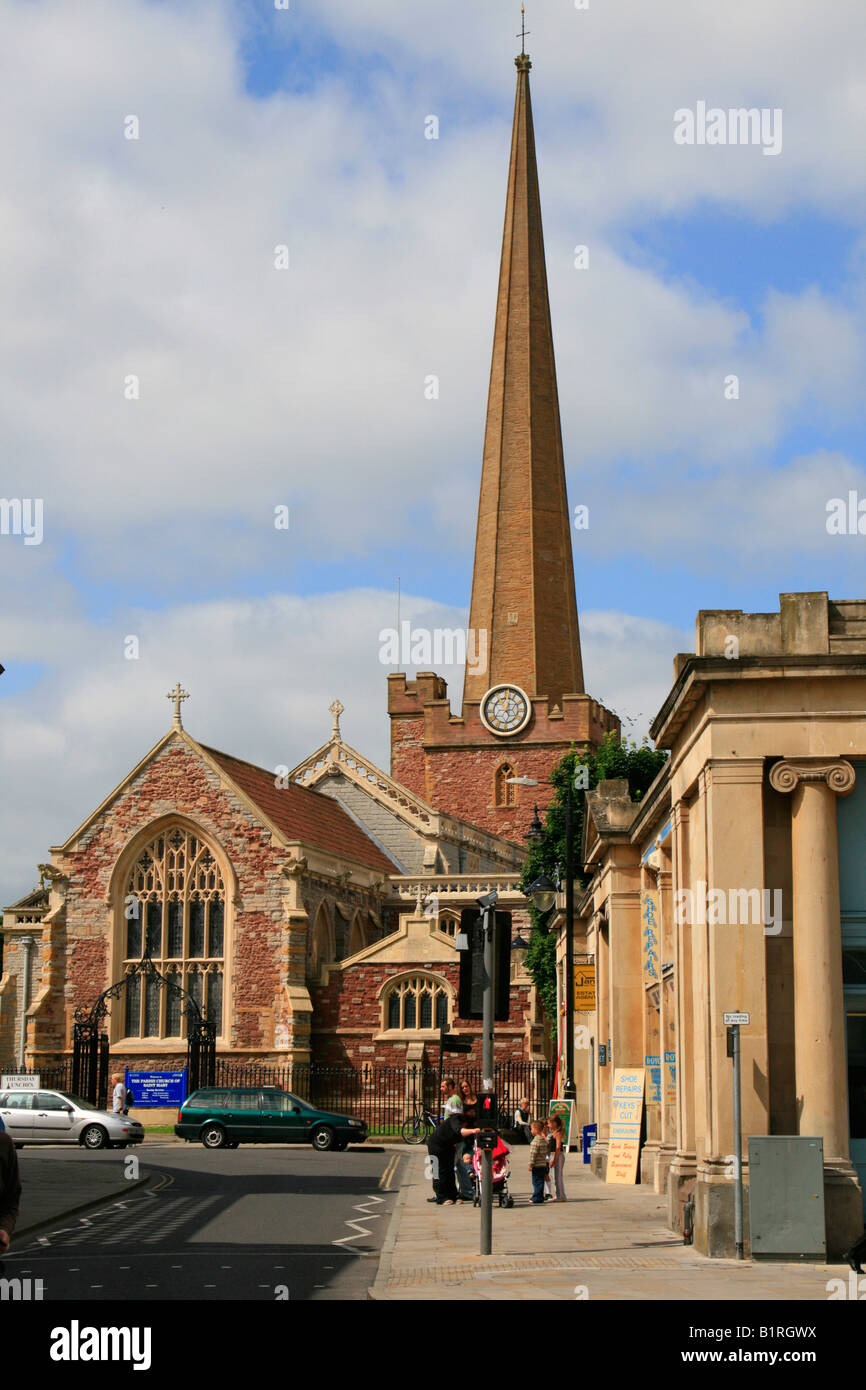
left=480, top=684, right=531, bottom=737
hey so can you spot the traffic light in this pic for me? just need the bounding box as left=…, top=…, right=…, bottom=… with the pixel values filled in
left=457, top=910, right=512, bottom=1021
left=477, top=1090, right=498, bottom=1147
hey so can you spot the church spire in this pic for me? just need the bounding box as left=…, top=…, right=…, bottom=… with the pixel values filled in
left=463, top=48, right=584, bottom=713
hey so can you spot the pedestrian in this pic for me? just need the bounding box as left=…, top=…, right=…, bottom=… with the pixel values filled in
left=0, top=1128, right=22, bottom=1262
left=548, top=1113, right=567, bottom=1201
left=513, top=1096, right=532, bottom=1144
left=442, top=1077, right=462, bottom=1118
left=111, top=1073, right=128, bottom=1115
left=426, top=1111, right=480, bottom=1205
left=528, top=1120, right=549, bottom=1204
left=844, top=1230, right=866, bottom=1275
left=455, top=1079, right=478, bottom=1202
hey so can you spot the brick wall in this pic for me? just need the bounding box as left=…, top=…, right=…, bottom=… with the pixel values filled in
left=310, top=958, right=531, bottom=1068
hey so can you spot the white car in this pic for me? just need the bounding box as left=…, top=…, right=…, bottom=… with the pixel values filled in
left=0, top=1088, right=145, bottom=1150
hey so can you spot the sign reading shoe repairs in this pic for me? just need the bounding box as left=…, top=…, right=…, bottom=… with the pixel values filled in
left=606, top=1067, right=645, bottom=1185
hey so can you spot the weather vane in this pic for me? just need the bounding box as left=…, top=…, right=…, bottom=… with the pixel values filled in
left=517, top=4, right=530, bottom=55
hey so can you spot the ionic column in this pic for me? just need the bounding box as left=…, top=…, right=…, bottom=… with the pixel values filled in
left=768, top=758, right=854, bottom=1162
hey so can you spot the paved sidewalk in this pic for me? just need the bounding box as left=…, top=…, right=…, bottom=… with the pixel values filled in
left=372, top=1150, right=852, bottom=1300
left=12, top=1155, right=149, bottom=1240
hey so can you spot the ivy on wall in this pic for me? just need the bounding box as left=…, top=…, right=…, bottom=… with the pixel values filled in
left=519, top=734, right=669, bottom=1035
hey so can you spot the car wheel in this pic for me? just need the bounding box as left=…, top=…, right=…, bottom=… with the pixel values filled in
left=82, top=1124, right=108, bottom=1151
left=200, top=1124, right=227, bottom=1150
left=311, top=1125, right=335, bottom=1152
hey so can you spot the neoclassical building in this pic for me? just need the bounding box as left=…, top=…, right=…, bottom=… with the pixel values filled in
left=570, top=591, right=866, bottom=1258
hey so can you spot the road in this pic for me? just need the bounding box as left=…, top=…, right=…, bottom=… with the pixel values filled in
left=5, top=1142, right=404, bottom=1301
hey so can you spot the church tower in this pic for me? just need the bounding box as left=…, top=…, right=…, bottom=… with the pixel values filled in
left=388, top=48, right=618, bottom=842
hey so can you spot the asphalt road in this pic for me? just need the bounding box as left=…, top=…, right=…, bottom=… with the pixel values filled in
left=5, top=1143, right=404, bottom=1301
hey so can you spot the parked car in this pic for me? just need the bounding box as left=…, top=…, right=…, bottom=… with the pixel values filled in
left=0, top=1089, right=145, bottom=1150
left=175, top=1086, right=368, bottom=1151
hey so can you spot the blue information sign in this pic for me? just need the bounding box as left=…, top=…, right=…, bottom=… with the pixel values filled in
left=125, top=1068, right=187, bottom=1108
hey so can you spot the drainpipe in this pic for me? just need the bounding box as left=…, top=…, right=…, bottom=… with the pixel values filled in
left=18, top=935, right=35, bottom=1069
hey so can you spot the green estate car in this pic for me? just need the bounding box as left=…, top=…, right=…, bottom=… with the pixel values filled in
left=175, top=1086, right=368, bottom=1151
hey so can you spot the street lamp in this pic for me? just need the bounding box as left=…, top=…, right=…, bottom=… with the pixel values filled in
left=525, top=874, right=557, bottom=914
left=507, top=772, right=580, bottom=1106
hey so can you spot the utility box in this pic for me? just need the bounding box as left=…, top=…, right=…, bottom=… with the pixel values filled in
left=747, top=1136, right=825, bottom=1261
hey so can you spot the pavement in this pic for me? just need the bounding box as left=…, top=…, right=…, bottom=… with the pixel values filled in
left=371, top=1148, right=859, bottom=1300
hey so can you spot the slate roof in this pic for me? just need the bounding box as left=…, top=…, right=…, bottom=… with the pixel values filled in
left=200, top=746, right=399, bottom=875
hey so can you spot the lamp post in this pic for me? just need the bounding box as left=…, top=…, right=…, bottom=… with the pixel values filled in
left=509, top=776, right=578, bottom=1104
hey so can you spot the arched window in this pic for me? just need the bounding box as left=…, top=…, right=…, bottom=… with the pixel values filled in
left=494, top=763, right=517, bottom=807
left=384, top=975, right=449, bottom=1032
left=122, top=826, right=225, bottom=1039
left=438, top=915, right=458, bottom=938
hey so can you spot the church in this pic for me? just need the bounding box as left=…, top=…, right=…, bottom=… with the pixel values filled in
left=0, top=51, right=615, bottom=1083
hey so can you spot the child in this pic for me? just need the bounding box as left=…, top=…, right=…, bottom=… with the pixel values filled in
left=528, top=1121, right=549, bottom=1205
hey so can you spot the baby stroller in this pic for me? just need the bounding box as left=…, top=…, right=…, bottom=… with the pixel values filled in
left=471, top=1137, right=514, bottom=1208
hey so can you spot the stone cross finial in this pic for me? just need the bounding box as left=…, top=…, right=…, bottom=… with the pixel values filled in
left=167, top=682, right=190, bottom=729
left=329, top=698, right=344, bottom=741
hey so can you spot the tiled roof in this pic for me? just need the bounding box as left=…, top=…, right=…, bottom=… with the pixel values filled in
left=200, top=746, right=398, bottom=875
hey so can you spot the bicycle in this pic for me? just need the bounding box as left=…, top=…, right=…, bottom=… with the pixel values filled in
left=401, top=1103, right=441, bottom=1145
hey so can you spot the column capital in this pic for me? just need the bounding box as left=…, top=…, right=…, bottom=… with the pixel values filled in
left=769, top=757, right=855, bottom=797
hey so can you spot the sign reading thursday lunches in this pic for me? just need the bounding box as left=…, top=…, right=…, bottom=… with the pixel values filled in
left=607, top=1067, right=645, bottom=1185
left=1, top=1074, right=39, bottom=1091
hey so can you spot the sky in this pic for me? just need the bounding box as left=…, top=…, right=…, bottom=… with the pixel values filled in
left=2, top=0, right=866, bottom=901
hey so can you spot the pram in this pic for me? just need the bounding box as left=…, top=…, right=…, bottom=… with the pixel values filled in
left=471, top=1136, right=514, bottom=1208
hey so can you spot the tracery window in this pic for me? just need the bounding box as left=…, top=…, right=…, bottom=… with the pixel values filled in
left=384, top=975, right=449, bottom=1032
left=494, top=763, right=517, bottom=807
left=122, top=826, right=225, bottom=1038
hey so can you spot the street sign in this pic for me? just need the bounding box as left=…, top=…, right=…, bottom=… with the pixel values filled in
left=439, top=1029, right=473, bottom=1055
left=724, top=1012, right=750, bottom=1026
left=573, top=962, right=596, bottom=1011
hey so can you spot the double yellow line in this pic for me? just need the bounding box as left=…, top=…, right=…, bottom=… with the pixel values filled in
left=379, top=1153, right=400, bottom=1190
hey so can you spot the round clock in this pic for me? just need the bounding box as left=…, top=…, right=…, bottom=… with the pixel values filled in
left=479, top=683, right=532, bottom=737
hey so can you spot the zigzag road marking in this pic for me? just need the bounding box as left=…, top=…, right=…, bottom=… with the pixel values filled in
left=332, top=1194, right=385, bottom=1246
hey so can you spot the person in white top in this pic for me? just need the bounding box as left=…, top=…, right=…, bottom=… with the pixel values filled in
left=111, top=1074, right=128, bottom=1115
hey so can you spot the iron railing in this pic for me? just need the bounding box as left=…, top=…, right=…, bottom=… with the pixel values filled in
left=212, top=1058, right=554, bottom=1131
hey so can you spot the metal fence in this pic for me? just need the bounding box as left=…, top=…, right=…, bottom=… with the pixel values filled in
left=213, top=1057, right=555, bottom=1132
left=1, top=1056, right=555, bottom=1133
left=0, top=1059, right=74, bottom=1092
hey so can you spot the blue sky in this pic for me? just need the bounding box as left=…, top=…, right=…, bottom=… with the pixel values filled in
left=1, top=0, right=865, bottom=897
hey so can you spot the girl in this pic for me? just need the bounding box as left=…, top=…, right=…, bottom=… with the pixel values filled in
left=548, top=1113, right=567, bottom=1201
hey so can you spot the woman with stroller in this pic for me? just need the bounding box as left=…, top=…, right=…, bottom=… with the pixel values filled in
left=455, top=1079, right=478, bottom=1203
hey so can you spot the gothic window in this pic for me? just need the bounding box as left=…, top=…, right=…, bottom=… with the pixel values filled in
left=122, top=826, right=226, bottom=1039
left=438, top=916, right=457, bottom=937
left=494, top=763, right=517, bottom=807
left=383, top=976, right=450, bottom=1032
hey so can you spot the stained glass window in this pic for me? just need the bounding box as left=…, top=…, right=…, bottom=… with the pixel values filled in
left=384, top=976, right=450, bottom=1032
left=189, top=900, right=205, bottom=957
left=122, top=826, right=226, bottom=1040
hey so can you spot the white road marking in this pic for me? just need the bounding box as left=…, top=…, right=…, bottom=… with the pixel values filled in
left=332, top=1194, right=385, bottom=1246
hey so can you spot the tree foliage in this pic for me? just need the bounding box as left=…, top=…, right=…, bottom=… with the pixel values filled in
left=519, top=734, right=669, bottom=1033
